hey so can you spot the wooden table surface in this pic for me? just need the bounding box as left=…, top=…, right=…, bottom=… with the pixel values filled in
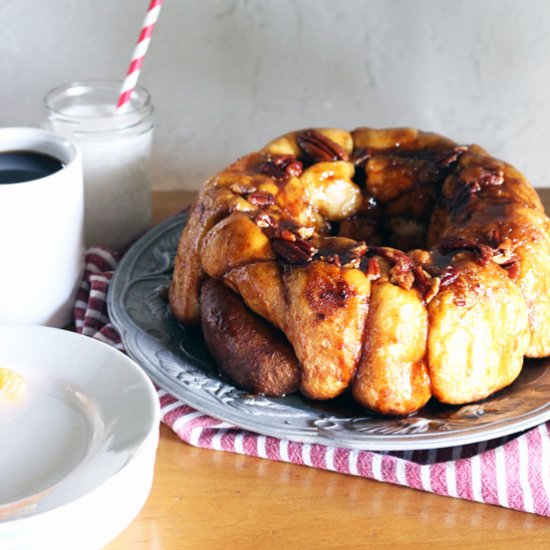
left=106, top=190, right=550, bottom=550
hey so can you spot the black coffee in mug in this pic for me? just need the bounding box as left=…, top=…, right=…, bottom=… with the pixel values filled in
left=0, top=151, right=64, bottom=184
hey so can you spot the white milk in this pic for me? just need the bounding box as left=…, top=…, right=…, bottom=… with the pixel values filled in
left=43, top=81, right=154, bottom=251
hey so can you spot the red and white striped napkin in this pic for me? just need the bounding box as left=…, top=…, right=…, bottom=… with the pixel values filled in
left=75, top=247, right=550, bottom=517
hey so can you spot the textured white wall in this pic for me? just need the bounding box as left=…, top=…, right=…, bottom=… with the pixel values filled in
left=1, top=0, right=550, bottom=190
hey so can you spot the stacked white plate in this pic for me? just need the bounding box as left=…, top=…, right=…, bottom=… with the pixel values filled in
left=0, top=325, right=160, bottom=550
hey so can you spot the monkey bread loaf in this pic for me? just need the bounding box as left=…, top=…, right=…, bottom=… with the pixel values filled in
left=169, top=127, right=550, bottom=416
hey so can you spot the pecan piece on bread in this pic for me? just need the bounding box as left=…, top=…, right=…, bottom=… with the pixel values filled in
left=260, top=154, right=303, bottom=182
left=368, top=247, right=415, bottom=289
left=438, top=236, right=493, bottom=266
left=272, top=235, right=318, bottom=264
left=297, top=129, right=350, bottom=163
left=246, top=190, right=275, bottom=208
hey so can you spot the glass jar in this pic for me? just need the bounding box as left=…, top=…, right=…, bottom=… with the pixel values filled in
left=43, top=80, right=154, bottom=251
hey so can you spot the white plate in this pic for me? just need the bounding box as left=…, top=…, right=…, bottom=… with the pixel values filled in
left=0, top=325, right=160, bottom=550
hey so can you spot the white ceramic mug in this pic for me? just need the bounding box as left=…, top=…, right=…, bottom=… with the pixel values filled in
left=0, top=127, right=84, bottom=327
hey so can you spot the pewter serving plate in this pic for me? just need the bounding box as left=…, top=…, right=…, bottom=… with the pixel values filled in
left=108, top=212, right=550, bottom=451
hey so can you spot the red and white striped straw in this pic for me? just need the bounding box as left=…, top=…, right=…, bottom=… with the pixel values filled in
left=116, top=0, right=163, bottom=111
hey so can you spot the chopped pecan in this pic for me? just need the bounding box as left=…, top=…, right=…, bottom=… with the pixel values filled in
left=260, top=154, right=303, bottom=182
left=450, top=180, right=479, bottom=209
left=369, top=247, right=415, bottom=289
left=501, top=259, right=521, bottom=282
left=364, top=257, right=381, bottom=281
left=450, top=165, right=504, bottom=209
left=350, top=241, right=368, bottom=258
left=369, top=247, right=414, bottom=270
left=461, top=166, right=504, bottom=188
left=229, top=183, right=256, bottom=195
left=420, top=264, right=459, bottom=291
left=297, top=129, right=350, bottom=163
left=246, top=191, right=275, bottom=208
left=314, top=241, right=368, bottom=270
left=437, top=146, right=467, bottom=168
left=253, top=212, right=277, bottom=229
left=390, top=263, right=415, bottom=290
left=280, top=229, right=297, bottom=242
left=272, top=236, right=318, bottom=265
left=412, top=265, right=437, bottom=302
left=340, top=241, right=368, bottom=269
left=424, top=277, right=440, bottom=304
left=477, top=245, right=494, bottom=266
left=439, top=266, right=460, bottom=287
left=414, top=264, right=459, bottom=304
left=412, top=265, right=431, bottom=289
left=464, top=180, right=481, bottom=195
left=491, top=238, right=516, bottom=265
left=486, top=228, right=502, bottom=249
left=438, top=236, right=493, bottom=266
left=342, top=257, right=361, bottom=269
left=319, top=254, right=342, bottom=267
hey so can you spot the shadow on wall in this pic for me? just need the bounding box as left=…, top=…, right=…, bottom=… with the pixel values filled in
left=0, top=0, right=549, bottom=190
left=153, top=0, right=550, bottom=190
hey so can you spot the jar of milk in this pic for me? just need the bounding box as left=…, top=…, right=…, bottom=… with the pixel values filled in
left=43, top=80, right=154, bottom=251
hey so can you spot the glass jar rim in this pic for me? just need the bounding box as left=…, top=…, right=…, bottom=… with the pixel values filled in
left=43, top=79, right=153, bottom=136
